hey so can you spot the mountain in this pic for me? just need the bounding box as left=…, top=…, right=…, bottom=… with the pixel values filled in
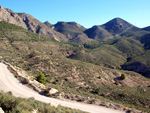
left=53, top=22, right=96, bottom=43
left=17, top=13, right=67, bottom=42
left=84, top=25, right=113, bottom=41
left=0, top=6, right=27, bottom=29
left=54, top=22, right=85, bottom=38
left=1, top=5, right=150, bottom=112
left=44, top=21, right=53, bottom=28
left=101, top=18, right=136, bottom=37
left=0, top=21, right=150, bottom=112
left=142, top=26, right=150, bottom=31
left=0, top=6, right=67, bottom=42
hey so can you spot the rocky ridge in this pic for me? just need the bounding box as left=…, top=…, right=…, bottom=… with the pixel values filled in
left=0, top=6, right=27, bottom=29
left=0, top=6, right=67, bottom=42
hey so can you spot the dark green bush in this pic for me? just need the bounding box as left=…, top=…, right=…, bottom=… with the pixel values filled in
left=98, top=75, right=102, bottom=79
left=36, top=72, right=47, bottom=85
left=121, top=74, right=126, bottom=80
left=118, top=93, right=126, bottom=98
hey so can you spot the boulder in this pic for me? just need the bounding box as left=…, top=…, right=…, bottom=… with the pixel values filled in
left=49, top=102, right=58, bottom=107
left=43, top=88, right=58, bottom=96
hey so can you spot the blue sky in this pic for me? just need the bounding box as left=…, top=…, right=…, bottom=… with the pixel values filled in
left=1, top=0, right=150, bottom=28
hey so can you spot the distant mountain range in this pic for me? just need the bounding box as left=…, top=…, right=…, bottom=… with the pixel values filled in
left=0, top=5, right=149, bottom=44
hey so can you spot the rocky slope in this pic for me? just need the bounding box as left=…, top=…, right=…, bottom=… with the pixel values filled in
left=17, top=13, right=67, bottom=41
left=0, top=5, right=67, bottom=42
left=0, top=6, right=27, bottom=29
left=44, top=21, right=53, bottom=28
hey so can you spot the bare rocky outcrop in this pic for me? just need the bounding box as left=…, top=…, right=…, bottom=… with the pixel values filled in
left=49, top=102, right=59, bottom=107
left=42, top=88, right=58, bottom=96
left=56, top=93, right=143, bottom=113
left=0, top=6, right=27, bottom=29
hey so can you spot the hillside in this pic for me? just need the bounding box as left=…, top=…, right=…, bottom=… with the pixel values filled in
left=0, top=21, right=150, bottom=112
left=84, top=25, right=113, bottom=41
left=53, top=22, right=95, bottom=43
left=142, top=26, right=150, bottom=31
left=69, top=35, right=150, bottom=77
left=1, top=5, right=150, bottom=112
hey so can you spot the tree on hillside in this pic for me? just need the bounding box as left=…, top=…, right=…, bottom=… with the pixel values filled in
left=36, top=72, right=47, bottom=85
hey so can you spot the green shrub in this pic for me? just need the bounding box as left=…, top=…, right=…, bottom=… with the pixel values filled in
left=121, top=74, right=126, bottom=80
left=36, top=72, right=47, bottom=85
left=98, top=75, right=102, bottom=79
left=118, top=93, right=125, bottom=98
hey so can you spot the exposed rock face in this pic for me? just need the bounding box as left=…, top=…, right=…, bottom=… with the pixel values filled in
left=0, top=6, right=27, bottom=29
left=57, top=93, right=142, bottom=113
left=42, top=87, right=58, bottom=96
left=0, top=107, right=4, bottom=113
left=0, top=6, right=67, bottom=42
left=17, top=13, right=67, bottom=42
left=84, top=25, right=113, bottom=41
left=1, top=61, right=47, bottom=93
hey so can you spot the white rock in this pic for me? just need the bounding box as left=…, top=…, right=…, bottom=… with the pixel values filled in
left=48, top=88, right=58, bottom=95
left=49, top=102, right=59, bottom=107
left=0, top=107, right=4, bottom=113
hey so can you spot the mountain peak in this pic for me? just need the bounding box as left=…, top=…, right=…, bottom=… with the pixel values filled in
left=102, top=17, right=135, bottom=36
left=44, top=21, right=53, bottom=28
left=55, top=21, right=84, bottom=28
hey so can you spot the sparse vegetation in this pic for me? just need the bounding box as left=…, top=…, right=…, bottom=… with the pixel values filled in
left=0, top=91, right=87, bottom=113
left=0, top=21, right=150, bottom=113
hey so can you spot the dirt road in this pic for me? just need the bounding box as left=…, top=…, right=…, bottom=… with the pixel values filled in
left=0, top=62, right=125, bottom=113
